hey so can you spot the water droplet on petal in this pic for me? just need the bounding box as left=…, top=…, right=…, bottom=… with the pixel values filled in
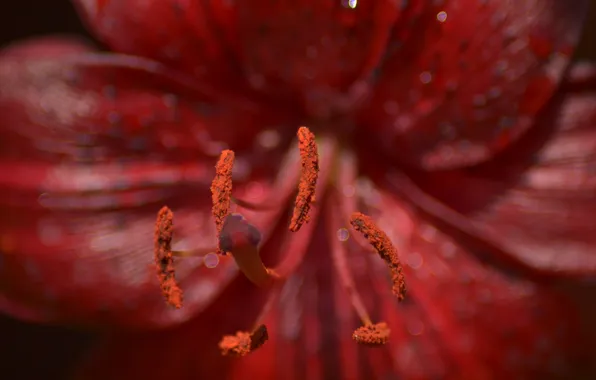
left=407, top=252, right=423, bottom=269
left=203, top=252, right=220, bottom=268
left=419, top=71, right=433, bottom=84
left=337, top=228, right=350, bottom=242
left=407, top=319, right=425, bottom=336
left=256, top=129, right=281, bottom=149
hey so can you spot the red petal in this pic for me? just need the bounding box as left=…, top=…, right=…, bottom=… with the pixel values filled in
left=73, top=0, right=418, bottom=115
left=392, top=63, right=596, bottom=277
left=362, top=189, right=592, bottom=378
left=470, top=64, right=596, bottom=276
left=0, top=39, right=295, bottom=327
left=72, top=0, right=246, bottom=91
left=217, top=0, right=402, bottom=112
left=358, top=0, right=589, bottom=169
left=75, top=188, right=593, bottom=379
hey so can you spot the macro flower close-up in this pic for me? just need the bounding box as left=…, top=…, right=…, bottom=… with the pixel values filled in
left=1, top=0, right=596, bottom=379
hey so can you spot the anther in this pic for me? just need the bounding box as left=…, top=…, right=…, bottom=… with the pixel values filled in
left=289, top=126, right=319, bottom=232
left=219, top=324, right=269, bottom=357
left=352, top=323, right=391, bottom=346
left=154, top=206, right=183, bottom=308
left=211, top=149, right=235, bottom=255
left=349, top=212, right=407, bottom=301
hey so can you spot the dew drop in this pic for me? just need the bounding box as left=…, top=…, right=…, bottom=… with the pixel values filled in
left=441, top=241, right=457, bottom=259
left=436, top=11, right=447, bottom=23
left=231, top=157, right=252, bottom=181
left=102, top=85, right=117, bottom=99
left=342, top=0, right=357, bottom=9
left=407, top=319, right=425, bottom=336
left=407, top=252, right=423, bottom=269
left=337, top=228, right=350, bottom=242
left=38, top=193, right=51, bottom=208
left=419, top=71, right=433, bottom=84
left=488, top=86, right=502, bottom=99
left=256, top=129, right=281, bottom=149
left=162, top=93, right=178, bottom=108
left=203, top=252, right=220, bottom=268
left=472, top=94, right=487, bottom=107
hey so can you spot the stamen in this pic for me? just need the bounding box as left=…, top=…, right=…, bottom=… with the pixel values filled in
left=336, top=150, right=375, bottom=253
left=170, top=247, right=216, bottom=258
left=231, top=196, right=275, bottom=210
left=154, top=206, right=183, bottom=308
left=349, top=212, right=407, bottom=301
left=289, top=126, right=319, bottom=232
left=211, top=149, right=235, bottom=254
left=328, top=198, right=390, bottom=346
left=352, top=323, right=391, bottom=346
left=218, top=324, right=269, bottom=357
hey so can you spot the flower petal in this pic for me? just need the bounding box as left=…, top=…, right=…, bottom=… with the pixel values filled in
left=469, top=64, right=596, bottom=276
left=216, top=0, right=403, bottom=114
left=387, top=63, right=596, bottom=277
left=359, top=0, right=589, bottom=169
left=73, top=0, right=415, bottom=116
left=72, top=0, right=246, bottom=90
left=75, top=187, right=593, bottom=379
left=362, top=188, right=592, bottom=378
left=0, top=39, right=295, bottom=327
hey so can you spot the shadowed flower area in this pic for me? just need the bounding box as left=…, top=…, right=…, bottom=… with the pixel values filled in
left=1, top=0, right=596, bottom=379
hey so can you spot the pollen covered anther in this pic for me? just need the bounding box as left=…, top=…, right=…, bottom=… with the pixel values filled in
left=352, top=322, right=391, bottom=346
left=211, top=149, right=235, bottom=254
left=219, top=324, right=269, bottom=357
left=289, top=126, right=319, bottom=232
left=154, top=206, right=183, bottom=308
left=349, top=212, right=407, bottom=301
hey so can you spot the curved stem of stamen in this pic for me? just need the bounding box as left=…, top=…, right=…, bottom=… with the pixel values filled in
left=234, top=136, right=303, bottom=244
left=171, top=247, right=217, bottom=258
left=384, top=171, right=540, bottom=278
left=231, top=196, right=277, bottom=210
left=327, top=195, right=373, bottom=327
left=336, top=150, right=375, bottom=254
left=232, top=242, right=278, bottom=287
left=232, top=195, right=318, bottom=211
left=217, top=243, right=284, bottom=357
left=252, top=283, right=283, bottom=329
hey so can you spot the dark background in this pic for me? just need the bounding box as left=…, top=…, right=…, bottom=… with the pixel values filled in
left=0, top=1, right=595, bottom=379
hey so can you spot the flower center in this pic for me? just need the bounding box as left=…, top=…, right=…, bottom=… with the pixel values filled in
left=153, top=126, right=407, bottom=357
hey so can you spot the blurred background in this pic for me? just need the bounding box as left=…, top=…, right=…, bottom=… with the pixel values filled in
left=0, top=1, right=595, bottom=379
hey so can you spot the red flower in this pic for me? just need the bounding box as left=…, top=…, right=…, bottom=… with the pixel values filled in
left=1, top=0, right=595, bottom=378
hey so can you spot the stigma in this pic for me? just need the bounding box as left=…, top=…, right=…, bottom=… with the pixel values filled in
left=153, top=126, right=407, bottom=357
